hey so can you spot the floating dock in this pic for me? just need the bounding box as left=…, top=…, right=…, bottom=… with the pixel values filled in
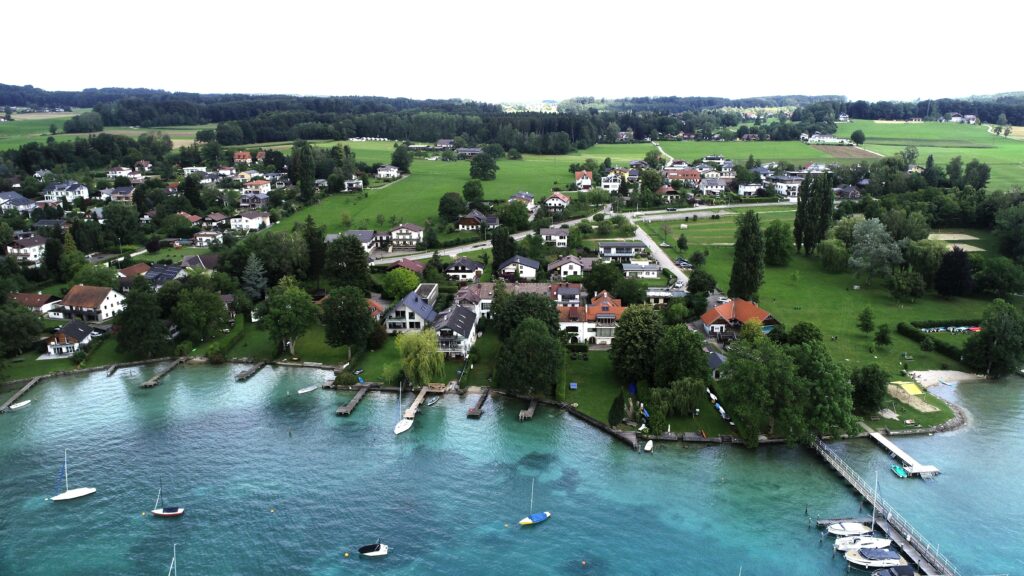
left=518, top=399, right=538, bottom=421
left=812, top=439, right=959, bottom=575
left=0, top=377, right=42, bottom=413
left=867, top=431, right=940, bottom=477
left=141, top=358, right=185, bottom=388
left=336, top=386, right=369, bottom=416
left=467, top=387, right=489, bottom=419
left=235, top=362, right=266, bottom=382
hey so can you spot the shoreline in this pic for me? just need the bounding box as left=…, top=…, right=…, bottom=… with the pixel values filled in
left=909, top=369, right=986, bottom=388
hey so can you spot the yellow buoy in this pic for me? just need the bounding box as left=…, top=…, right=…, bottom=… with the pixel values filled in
left=344, top=552, right=349, bottom=558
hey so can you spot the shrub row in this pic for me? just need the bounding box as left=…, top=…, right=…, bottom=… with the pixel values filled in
left=909, top=319, right=981, bottom=328
left=896, top=322, right=963, bottom=361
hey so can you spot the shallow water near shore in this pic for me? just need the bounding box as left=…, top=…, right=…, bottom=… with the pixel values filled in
left=0, top=364, right=1020, bottom=575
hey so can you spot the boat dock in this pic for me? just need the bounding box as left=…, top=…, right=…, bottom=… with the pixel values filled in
left=864, top=425, right=940, bottom=477
left=141, top=358, right=185, bottom=388
left=336, top=386, right=370, bottom=416
left=403, top=386, right=432, bottom=419
left=467, top=387, right=489, bottom=419
left=812, top=439, right=960, bottom=575
left=106, top=364, right=119, bottom=376
left=235, top=362, right=266, bottom=382
left=0, top=377, right=42, bottom=413
left=518, top=399, right=538, bottom=421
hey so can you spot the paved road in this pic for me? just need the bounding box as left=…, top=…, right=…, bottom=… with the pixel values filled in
left=629, top=218, right=688, bottom=289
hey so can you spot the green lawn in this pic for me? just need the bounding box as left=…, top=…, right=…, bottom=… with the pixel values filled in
left=659, top=140, right=837, bottom=166
left=292, top=324, right=352, bottom=366
left=0, top=113, right=210, bottom=150
left=563, top=352, right=620, bottom=421
left=349, top=336, right=462, bottom=385
left=873, top=389, right=954, bottom=431
left=133, top=246, right=211, bottom=263
left=1, top=336, right=133, bottom=383
left=225, top=320, right=278, bottom=361
left=461, top=332, right=501, bottom=387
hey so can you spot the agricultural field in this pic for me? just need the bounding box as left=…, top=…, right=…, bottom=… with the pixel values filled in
left=834, top=120, right=1024, bottom=190
left=0, top=111, right=211, bottom=150
left=658, top=140, right=837, bottom=166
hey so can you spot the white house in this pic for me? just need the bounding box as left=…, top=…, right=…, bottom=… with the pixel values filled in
left=598, top=241, right=645, bottom=262
left=242, top=180, right=271, bottom=194
left=333, top=229, right=377, bottom=253
left=557, top=290, right=625, bottom=345
left=497, top=255, right=540, bottom=280
left=444, top=257, right=484, bottom=282
left=106, top=166, right=132, bottom=179
left=43, top=181, right=89, bottom=203
left=434, top=306, right=478, bottom=358
left=699, top=178, right=726, bottom=196
left=386, top=284, right=438, bottom=334
left=737, top=183, right=762, bottom=197
left=388, top=223, right=424, bottom=249
left=183, top=166, right=207, bottom=176
left=47, top=320, right=96, bottom=356
left=600, top=173, right=622, bottom=193
left=0, top=191, right=36, bottom=214
left=622, top=262, right=662, bottom=279
left=547, top=255, right=594, bottom=279
left=230, top=211, right=271, bottom=232
left=6, top=235, right=46, bottom=267
left=770, top=175, right=804, bottom=200
left=574, top=170, right=593, bottom=191
left=9, top=292, right=63, bottom=317
left=61, top=284, right=125, bottom=321
left=377, top=165, right=401, bottom=179
left=544, top=192, right=571, bottom=212
left=193, top=231, right=223, bottom=247
left=539, top=227, right=569, bottom=248
left=344, top=177, right=363, bottom=191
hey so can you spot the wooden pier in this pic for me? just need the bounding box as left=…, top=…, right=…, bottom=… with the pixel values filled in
left=235, top=362, right=266, bottom=382
left=467, top=387, right=489, bottom=419
left=403, top=386, right=431, bottom=419
left=0, top=377, right=42, bottom=413
left=812, top=439, right=960, bottom=575
left=518, top=399, right=538, bottom=421
left=336, top=386, right=369, bottom=416
left=141, top=358, right=185, bottom=388
left=862, top=423, right=940, bottom=477
left=106, top=364, right=119, bottom=376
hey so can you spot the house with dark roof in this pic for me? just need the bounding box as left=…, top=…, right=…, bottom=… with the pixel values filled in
left=435, top=139, right=455, bottom=150
left=42, top=181, right=89, bottom=203
left=547, top=255, right=595, bottom=280
left=117, top=262, right=151, bottom=290
left=388, top=223, right=424, bottom=249
left=182, top=253, right=220, bottom=272
left=0, top=191, right=35, bottom=214
left=386, top=288, right=438, bottom=334
left=202, top=212, right=229, bottom=228
left=343, top=229, right=378, bottom=252
left=456, top=147, right=483, bottom=157
left=47, top=320, right=96, bottom=356
left=444, top=257, right=484, bottom=282
left=707, top=350, right=727, bottom=380
left=598, top=241, right=645, bottom=262
left=508, top=192, right=535, bottom=211
left=497, top=255, right=540, bottom=281
left=239, top=192, right=269, bottom=210
left=388, top=258, right=426, bottom=276
left=6, top=235, right=47, bottom=267
left=434, top=306, right=478, bottom=358
left=623, top=262, right=662, bottom=279
left=61, top=284, right=125, bottom=321
left=700, top=298, right=778, bottom=336
left=549, top=282, right=583, bottom=308
left=144, top=264, right=186, bottom=291
left=457, top=209, right=495, bottom=231
left=539, top=227, right=569, bottom=248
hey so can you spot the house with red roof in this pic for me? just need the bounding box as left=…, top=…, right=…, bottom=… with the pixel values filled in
left=544, top=192, right=571, bottom=212
left=700, top=298, right=778, bottom=336
left=233, top=151, right=253, bottom=165
left=574, top=170, right=593, bottom=191
left=558, top=290, right=625, bottom=345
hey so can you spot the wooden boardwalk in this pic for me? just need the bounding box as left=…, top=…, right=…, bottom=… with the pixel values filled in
left=812, top=439, right=960, bottom=575
left=235, top=362, right=266, bottom=382
left=518, top=399, right=538, bottom=421
left=403, top=387, right=431, bottom=419
left=141, top=358, right=185, bottom=388
left=0, top=377, right=42, bottom=413
left=861, top=423, right=940, bottom=477
left=336, top=386, right=369, bottom=416
left=467, top=387, right=489, bottom=419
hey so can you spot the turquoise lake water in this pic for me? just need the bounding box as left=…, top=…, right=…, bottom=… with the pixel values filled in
left=0, top=364, right=1020, bottom=575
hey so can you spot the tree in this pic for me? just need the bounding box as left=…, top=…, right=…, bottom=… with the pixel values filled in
left=264, top=276, right=318, bottom=355
left=817, top=239, right=848, bottom=273
left=104, top=202, right=140, bottom=245
left=489, top=226, right=516, bottom=274
left=241, top=253, right=268, bottom=301
left=653, top=325, right=709, bottom=387
left=639, top=169, right=662, bottom=193
left=719, top=327, right=797, bottom=447
left=643, top=149, right=664, bottom=169
left=729, top=211, right=765, bottom=300
left=296, top=216, right=326, bottom=282
left=0, top=296, right=44, bottom=357
left=904, top=239, right=946, bottom=288
left=962, top=298, right=1024, bottom=377
left=173, top=287, right=228, bottom=343
left=851, top=364, right=888, bottom=415
left=462, top=179, right=484, bottom=204
left=381, top=268, right=420, bottom=301
left=323, top=285, right=373, bottom=361
left=496, top=201, right=529, bottom=231
left=793, top=174, right=833, bottom=254
left=325, top=235, right=369, bottom=288
left=830, top=215, right=863, bottom=249
left=57, top=229, right=85, bottom=282
left=848, top=218, right=902, bottom=281
left=788, top=339, right=854, bottom=440
left=934, top=246, right=974, bottom=297
left=947, top=156, right=964, bottom=188
left=490, top=291, right=559, bottom=339
left=438, top=192, right=467, bottom=223
left=975, top=256, right=1024, bottom=296
left=469, top=153, right=499, bottom=180
left=881, top=209, right=930, bottom=242
left=293, top=142, right=316, bottom=202
left=581, top=260, right=620, bottom=295
left=763, top=220, right=793, bottom=266
left=850, top=130, right=865, bottom=145
left=391, top=145, right=413, bottom=173
left=874, top=324, right=892, bottom=347
left=612, top=277, right=647, bottom=306
left=610, top=305, right=663, bottom=384
left=663, top=301, right=688, bottom=325
left=784, top=322, right=823, bottom=346
left=112, top=277, right=166, bottom=358
left=964, top=159, right=991, bottom=190
left=395, top=329, right=444, bottom=385
left=495, top=318, right=565, bottom=397
left=857, top=307, right=875, bottom=333
left=686, top=268, right=716, bottom=293
left=180, top=174, right=204, bottom=210
left=71, top=264, right=118, bottom=289
left=889, top=268, right=926, bottom=302
left=676, top=233, right=688, bottom=252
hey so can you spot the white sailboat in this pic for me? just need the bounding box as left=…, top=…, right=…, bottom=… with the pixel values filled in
left=835, top=472, right=891, bottom=551
left=393, top=380, right=413, bottom=435
left=49, top=449, right=96, bottom=501
left=151, top=482, right=185, bottom=518
left=167, top=543, right=178, bottom=576
left=826, top=521, right=872, bottom=537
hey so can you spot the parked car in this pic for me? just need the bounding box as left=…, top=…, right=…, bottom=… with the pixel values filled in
left=666, top=207, right=677, bottom=212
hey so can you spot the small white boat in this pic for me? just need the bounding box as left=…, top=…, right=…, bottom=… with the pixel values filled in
left=834, top=535, right=892, bottom=551
left=49, top=449, right=96, bottom=501
left=394, top=418, right=413, bottom=435
left=151, top=482, right=185, bottom=518
left=358, top=539, right=389, bottom=557
left=827, top=522, right=872, bottom=537
left=845, top=548, right=905, bottom=569
left=426, top=395, right=441, bottom=407
left=9, top=400, right=31, bottom=410
left=643, top=440, right=654, bottom=453
left=297, top=385, right=318, bottom=394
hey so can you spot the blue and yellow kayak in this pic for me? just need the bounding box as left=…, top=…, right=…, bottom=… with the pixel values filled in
left=519, top=512, right=551, bottom=525
left=891, top=464, right=909, bottom=478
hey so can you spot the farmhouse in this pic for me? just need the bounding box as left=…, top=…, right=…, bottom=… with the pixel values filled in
left=574, top=170, right=593, bottom=191
left=388, top=223, right=424, bottom=248
left=544, top=192, right=571, bottom=212
left=243, top=180, right=272, bottom=194
left=656, top=185, right=680, bottom=202
left=203, top=212, right=229, bottom=228
left=230, top=211, right=271, bottom=232
left=547, top=255, right=595, bottom=279
left=106, top=166, right=132, bottom=179
left=598, top=241, right=645, bottom=262
left=497, top=255, right=540, bottom=280
left=434, top=305, right=478, bottom=358
left=444, top=257, right=484, bottom=282
left=539, top=227, right=569, bottom=248
left=61, top=284, right=125, bottom=321
left=377, top=165, right=401, bottom=179
left=47, top=320, right=96, bottom=357
left=700, top=298, right=778, bottom=337
left=456, top=147, right=483, bottom=157
left=6, top=235, right=46, bottom=267
left=622, top=262, right=662, bottom=279
left=435, top=139, right=455, bottom=149
left=386, top=284, right=438, bottom=334
left=457, top=209, right=498, bottom=231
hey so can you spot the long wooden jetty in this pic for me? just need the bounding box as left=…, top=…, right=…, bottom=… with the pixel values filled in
left=403, top=386, right=431, bottom=419
left=467, top=387, right=489, bottom=418
left=235, top=362, right=266, bottom=382
left=518, top=399, right=538, bottom=421
left=0, top=377, right=42, bottom=413
left=336, top=386, right=369, bottom=416
left=141, top=358, right=185, bottom=388
left=812, top=439, right=960, bottom=575
left=861, top=423, right=940, bottom=477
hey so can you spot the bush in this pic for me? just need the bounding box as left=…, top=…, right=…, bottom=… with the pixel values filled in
left=566, top=343, right=589, bottom=354
left=334, top=371, right=359, bottom=387
left=367, top=324, right=387, bottom=350
left=896, top=322, right=962, bottom=361
left=608, top=390, right=625, bottom=425
left=919, top=336, right=936, bottom=352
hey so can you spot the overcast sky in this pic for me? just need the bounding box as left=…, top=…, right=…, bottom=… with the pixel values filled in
left=7, top=0, right=1019, bottom=104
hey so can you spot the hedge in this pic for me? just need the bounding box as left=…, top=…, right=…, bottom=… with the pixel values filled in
left=909, top=319, right=981, bottom=328
left=896, top=322, right=963, bottom=362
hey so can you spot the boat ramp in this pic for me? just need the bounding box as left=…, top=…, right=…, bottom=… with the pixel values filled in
left=0, top=377, right=42, bottom=413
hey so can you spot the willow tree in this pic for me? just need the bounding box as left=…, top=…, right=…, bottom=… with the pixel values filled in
left=396, top=330, right=444, bottom=386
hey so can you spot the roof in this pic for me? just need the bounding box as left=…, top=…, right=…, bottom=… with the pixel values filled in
left=574, top=170, right=592, bottom=179
left=182, top=254, right=219, bottom=270
left=559, top=290, right=625, bottom=322
left=10, top=235, right=46, bottom=248
left=62, top=285, right=115, bottom=309
left=445, top=257, right=483, bottom=272
left=460, top=209, right=487, bottom=223
left=434, top=306, right=477, bottom=338
left=389, top=258, right=426, bottom=275
left=700, top=298, right=775, bottom=327
left=499, top=255, right=540, bottom=270
left=510, top=191, right=534, bottom=201
left=246, top=179, right=270, bottom=186
left=9, top=292, right=59, bottom=309
left=205, top=212, right=228, bottom=221
left=655, top=185, right=677, bottom=195
left=344, top=229, right=377, bottom=243
left=398, top=291, right=437, bottom=323
left=539, top=227, right=568, bottom=237
left=623, top=263, right=661, bottom=272
left=54, top=320, right=93, bottom=343
left=700, top=178, right=726, bottom=187
left=378, top=164, right=399, bottom=171
left=236, top=211, right=270, bottom=219
left=707, top=351, right=727, bottom=371
left=367, top=298, right=386, bottom=319
left=599, top=241, right=645, bottom=249
left=118, top=262, right=151, bottom=278
left=145, top=264, right=184, bottom=286
left=390, top=222, right=424, bottom=233
left=177, top=211, right=202, bottom=224
left=0, top=191, right=34, bottom=206
left=33, top=219, right=66, bottom=229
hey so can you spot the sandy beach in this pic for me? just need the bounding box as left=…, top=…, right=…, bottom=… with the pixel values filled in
left=909, top=369, right=985, bottom=388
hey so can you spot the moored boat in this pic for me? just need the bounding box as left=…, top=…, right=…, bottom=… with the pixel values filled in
left=358, top=539, right=389, bottom=557
left=845, top=548, right=905, bottom=569
left=834, top=535, right=892, bottom=551
left=891, top=464, right=909, bottom=478
left=827, top=522, right=872, bottom=537
left=9, top=400, right=31, bottom=410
